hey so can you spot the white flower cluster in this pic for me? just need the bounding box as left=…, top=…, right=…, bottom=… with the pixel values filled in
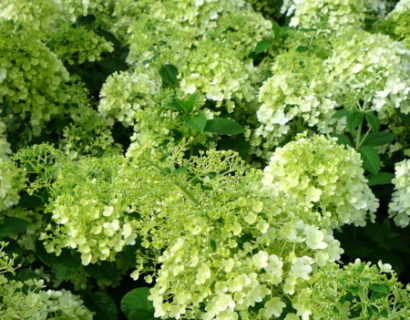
left=0, top=129, right=24, bottom=211
left=254, top=47, right=339, bottom=153
left=282, top=0, right=385, bottom=30
left=0, top=242, right=93, bottom=319
left=98, top=0, right=272, bottom=125
left=385, top=0, right=410, bottom=49
left=255, top=27, right=410, bottom=155
left=0, top=120, right=11, bottom=161
left=263, top=134, right=378, bottom=228
left=326, top=30, right=410, bottom=115
left=389, top=159, right=410, bottom=227
left=40, top=155, right=145, bottom=265
left=147, top=162, right=344, bottom=319
left=0, top=0, right=112, bottom=136
left=99, top=68, right=161, bottom=126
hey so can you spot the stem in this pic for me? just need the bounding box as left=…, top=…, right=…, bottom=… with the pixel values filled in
left=143, top=156, right=200, bottom=205
left=355, top=118, right=363, bottom=150
left=174, top=182, right=200, bottom=205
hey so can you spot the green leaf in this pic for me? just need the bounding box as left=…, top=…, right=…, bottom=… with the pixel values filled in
left=0, top=217, right=30, bottom=238
left=332, top=134, right=353, bottom=147
left=254, top=38, right=275, bottom=54
left=296, top=46, right=309, bottom=52
left=369, top=283, right=390, bottom=295
left=85, top=291, right=118, bottom=320
left=169, top=92, right=199, bottom=115
left=272, top=21, right=282, bottom=40
left=121, top=288, right=155, bottom=320
left=204, top=118, right=244, bottom=136
left=347, top=110, right=364, bottom=133
left=186, top=113, right=207, bottom=133
left=210, top=239, right=217, bottom=251
left=399, top=112, right=410, bottom=127
left=359, top=146, right=381, bottom=175
left=362, top=132, right=394, bottom=147
left=367, top=172, right=394, bottom=186
left=365, top=113, right=380, bottom=131
left=159, top=64, right=178, bottom=87
left=332, top=109, right=350, bottom=119
left=85, top=261, right=117, bottom=281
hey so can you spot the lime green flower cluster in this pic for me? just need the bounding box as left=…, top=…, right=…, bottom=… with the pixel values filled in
left=98, top=0, right=272, bottom=125
left=99, top=68, right=161, bottom=126
left=389, top=159, right=410, bottom=227
left=0, top=0, right=112, bottom=136
left=0, top=243, right=93, bottom=320
left=306, top=260, right=410, bottom=320
left=0, top=141, right=24, bottom=211
left=326, top=30, right=410, bottom=115
left=384, top=0, right=410, bottom=49
left=263, top=134, right=378, bottom=228
left=0, top=121, right=11, bottom=160
left=254, top=43, right=338, bottom=154
left=255, top=4, right=410, bottom=156
left=282, top=0, right=386, bottom=30
left=40, top=155, right=148, bottom=265
left=131, top=148, right=345, bottom=319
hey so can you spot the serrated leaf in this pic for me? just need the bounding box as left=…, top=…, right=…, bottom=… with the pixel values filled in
left=121, top=288, right=155, bottom=320
left=347, top=110, right=364, bottom=133
left=204, top=118, right=244, bottom=135
left=362, top=132, right=394, bottom=147
left=159, top=64, right=178, bottom=87
left=0, top=217, right=30, bottom=238
left=365, top=113, right=380, bottom=131
left=85, top=292, right=118, bottom=320
left=254, top=38, right=275, bottom=54
left=186, top=113, right=207, bottom=133
left=367, top=172, right=394, bottom=186
left=359, top=146, right=381, bottom=175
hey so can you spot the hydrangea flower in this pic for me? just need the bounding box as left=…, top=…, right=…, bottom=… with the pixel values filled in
left=263, top=134, right=378, bottom=228
left=389, top=159, right=410, bottom=227
left=0, top=243, right=93, bottom=319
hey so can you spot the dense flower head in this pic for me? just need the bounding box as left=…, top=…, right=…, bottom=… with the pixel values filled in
left=40, top=154, right=146, bottom=265
left=281, top=0, right=386, bottom=31
left=325, top=29, right=410, bottom=115
left=0, top=121, right=11, bottom=161
left=263, top=134, right=378, bottom=228
left=254, top=27, right=410, bottom=156
left=254, top=35, right=338, bottom=153
left=384, top=0, right=410, bottom=49
left=0, top=148, right=25, bottom=212
left=99, top=68, right=161, bottom=126
left=0, top=1, right=112, bottom=138
left=389, top=159, right=410, bottom=227
left=0, top=21, right=92, bottom=137
left=137, top=150, right=345, bottom=319
left=0, top=243, right=93, bottom=319
left=120, top=0, right=272, bottom=109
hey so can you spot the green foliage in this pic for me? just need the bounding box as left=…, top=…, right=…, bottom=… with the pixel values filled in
left=121, top=288, right=155, bottom=320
